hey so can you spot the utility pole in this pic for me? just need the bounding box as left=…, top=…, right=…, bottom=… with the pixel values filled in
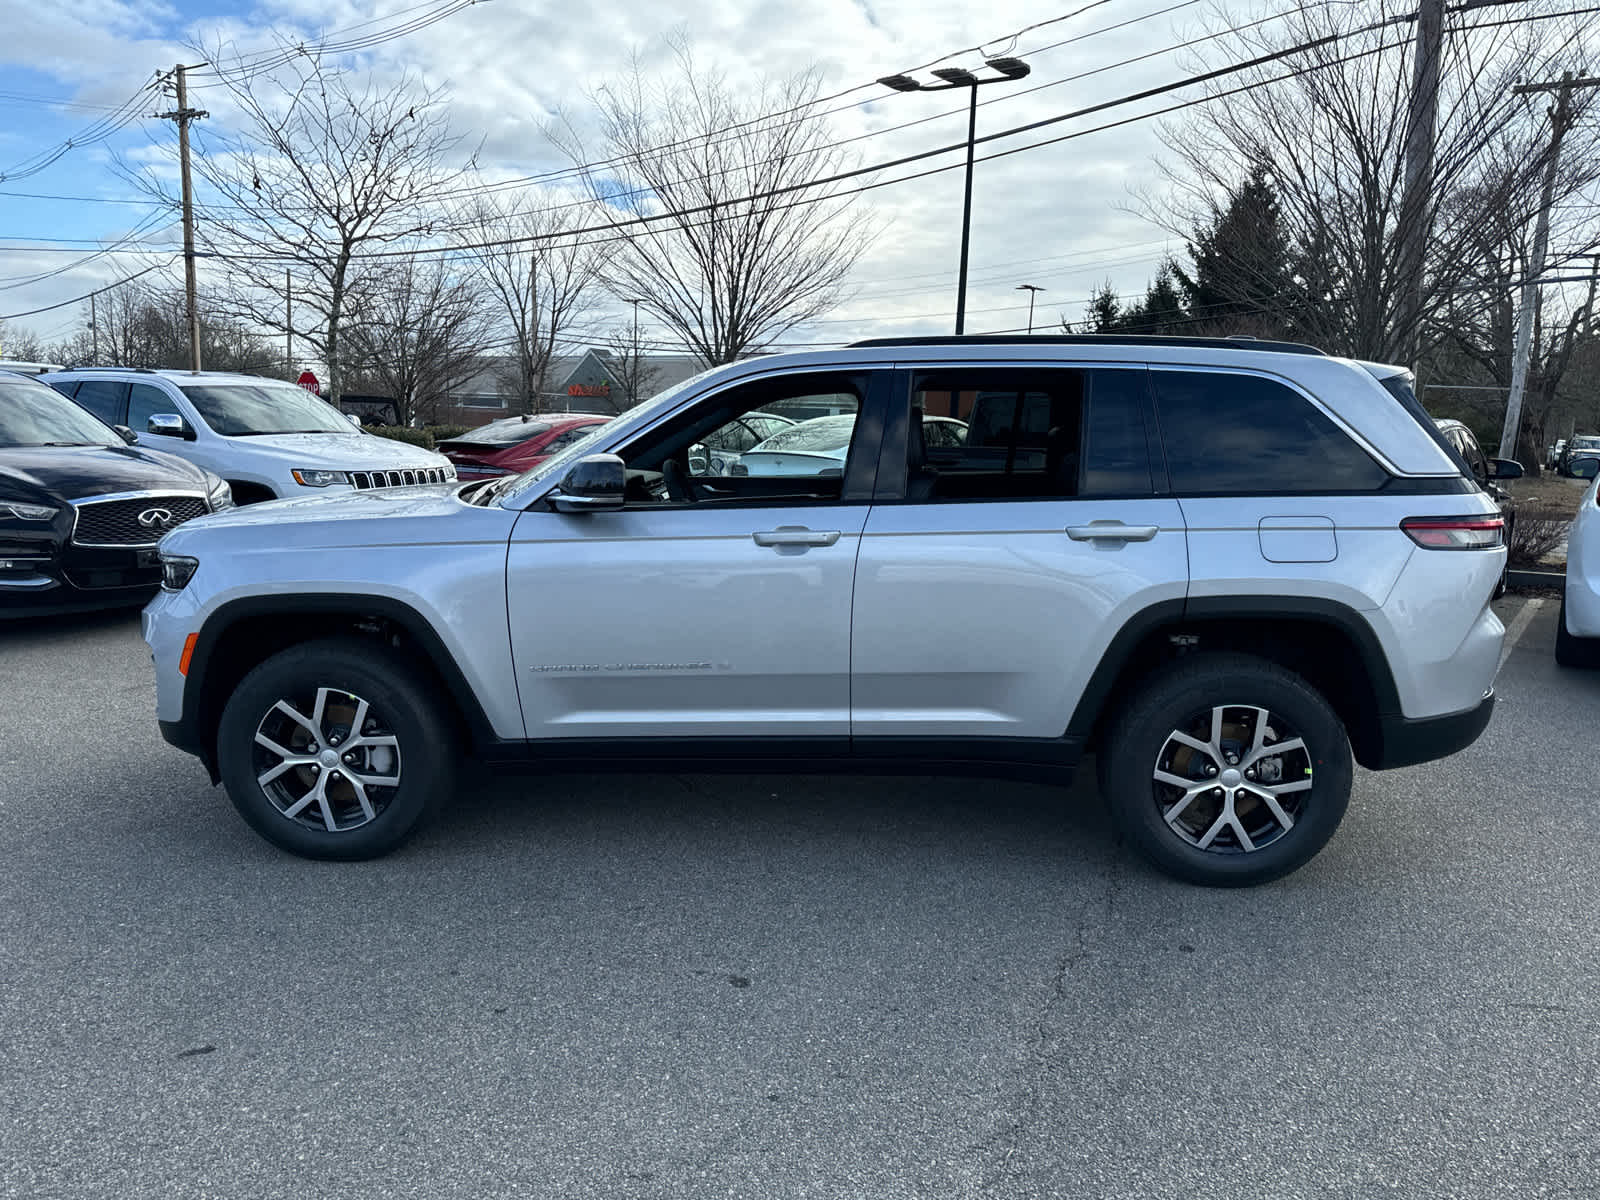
left=89, top=292, right=98, bottom=361
left=1498, top=72, right=1599, bottom=461
left=156, top=65, right=208, bottom=373
left=285, top=268, right=292, bottom=379
left=1396, top=0, right=1444, bottom=369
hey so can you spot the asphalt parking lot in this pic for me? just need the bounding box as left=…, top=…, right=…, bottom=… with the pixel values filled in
left=1, top=593, right=1596, bottom=1199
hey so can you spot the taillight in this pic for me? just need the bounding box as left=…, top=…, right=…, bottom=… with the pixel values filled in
left=1401, top=515, right=1505, bottom=549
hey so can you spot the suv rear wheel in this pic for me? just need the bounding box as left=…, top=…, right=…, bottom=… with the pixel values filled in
left=1099, top=653, right=1353, bottom=887
left=216, top=638, right=454, bottom=859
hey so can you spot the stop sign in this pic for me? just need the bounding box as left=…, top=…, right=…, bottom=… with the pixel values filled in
left=296, top=371, right=320, bottom=393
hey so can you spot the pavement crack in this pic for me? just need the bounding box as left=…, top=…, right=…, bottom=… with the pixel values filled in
left=967, top=857, right=1122, bottom=1196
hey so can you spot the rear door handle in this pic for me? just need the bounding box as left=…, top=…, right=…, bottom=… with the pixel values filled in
left=1067, top=521, right=1160, bottom=543
left=752, top=527, right=842, bottom=547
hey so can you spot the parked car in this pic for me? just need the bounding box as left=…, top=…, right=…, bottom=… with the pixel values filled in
left=1558, top=473, right=1600, bottom=667
left=733, top=414, right=857, bottom=477
left=0, top=369, right=230, bottom=617
left=40, top=368, right=454, bottom=504
left=146, top=334, right=1505, bottom=886
left=437, top=415, right=611, bottom=481
left=1548, top=439, right=1567, bottom=470
left=1434, top=418, right=1522, bottom=595
left=689, top=411, right=794, bottom=476
left=1558, top=435, right=1600, bottom=477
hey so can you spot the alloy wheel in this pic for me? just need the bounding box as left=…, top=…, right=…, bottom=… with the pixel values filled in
left=250, top=687, right=403, bottom=832
left=1151, top=704, right=1314, bottom=854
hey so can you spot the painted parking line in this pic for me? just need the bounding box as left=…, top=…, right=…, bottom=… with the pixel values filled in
left=1498, top=597, right=1546, bottom=672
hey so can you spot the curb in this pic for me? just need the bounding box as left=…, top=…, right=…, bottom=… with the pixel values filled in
left=1509, top=568, right=1564, bottom=590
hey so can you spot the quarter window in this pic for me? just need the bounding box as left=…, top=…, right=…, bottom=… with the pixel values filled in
left=1153, top=370, right=1387, bottom=494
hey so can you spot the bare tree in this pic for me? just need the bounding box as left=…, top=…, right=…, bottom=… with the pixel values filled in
left=48, top=280, right=277, bottom=373
left=1145, top=0, right=1598, bottom=362
left=600, top=327, right=662, bottom=410
left=467, top=195, right=600, bottom=414
left=125, top=41, right=474, bottom=403
left=342, top=257, right=495, bottom=426
left=0, top=320, right=49, bottom=362
left=553, top=39, right=876, bottom=365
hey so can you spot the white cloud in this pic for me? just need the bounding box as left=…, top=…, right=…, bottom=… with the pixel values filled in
left=2, top=0, right=1238, bottom=339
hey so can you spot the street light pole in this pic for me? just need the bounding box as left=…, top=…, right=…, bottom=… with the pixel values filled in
left=1016, top=283, right=1045, bottom=335
left=626, top=297, right=645, bottom=406
left=878, top=57, right=1031, bottom=336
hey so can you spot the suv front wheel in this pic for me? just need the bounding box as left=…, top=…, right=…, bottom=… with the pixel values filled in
left=216, top=638, right=455, bottom=859
left=1099, top=653, right=1353, bottom=887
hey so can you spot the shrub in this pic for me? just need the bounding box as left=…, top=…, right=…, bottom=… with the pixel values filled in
left=366, top=425, right=434, bottom=450
left=427, top=425, right=470, bottom=442
left=1507, top=503, right=1570, bottom=567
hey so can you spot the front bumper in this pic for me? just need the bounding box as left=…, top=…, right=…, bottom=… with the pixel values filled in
left=0, top=544, right=162, bottom=618
left=1370, top=689, right=1496, bottom=770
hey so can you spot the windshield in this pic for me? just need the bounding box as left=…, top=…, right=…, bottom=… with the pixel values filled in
left=750, top=415, right=855, bottom=453
left=448, top=419, right=555, bottom=447
left=1571, top=437, right=1600, bottom=451
left=0, top=375, right=119, bottom=447
left=180, top=382, right=356, bottom=436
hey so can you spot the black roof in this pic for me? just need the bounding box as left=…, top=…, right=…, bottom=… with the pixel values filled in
left=847, top=334, right=1327, bottom=356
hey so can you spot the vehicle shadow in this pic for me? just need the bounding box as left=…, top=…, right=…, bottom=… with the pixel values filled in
left=0, top=605, right=143, bottom=644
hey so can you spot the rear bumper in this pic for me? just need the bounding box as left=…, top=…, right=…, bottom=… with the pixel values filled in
left=1370, top=690, right=1495, bottom=770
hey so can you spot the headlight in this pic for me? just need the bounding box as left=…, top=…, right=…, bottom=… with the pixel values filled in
left=205, top=474, right=234, bottom=511
left=292, top=468, right=349, bottom=488
left=0, top=501, right=56, bottom=521
left=160, top=554, right=199, bottom=591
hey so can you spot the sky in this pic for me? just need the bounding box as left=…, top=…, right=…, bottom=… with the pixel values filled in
left=0, top=0, right=1275, bottom=356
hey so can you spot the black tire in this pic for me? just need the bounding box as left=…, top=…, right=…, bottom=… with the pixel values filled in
left=1097, top=653, right=1353, bottom=887
left=216, top=637, right=455, bottom=860
left=1554, top=597, right=1600, bottom=669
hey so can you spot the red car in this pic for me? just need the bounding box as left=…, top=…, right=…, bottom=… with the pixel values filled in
left=436, top=415, right=611, bottom=480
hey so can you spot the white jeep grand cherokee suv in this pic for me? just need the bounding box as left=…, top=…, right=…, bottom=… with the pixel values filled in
left=143, top=336, right=1506, bottom=886
left=41, top=368, right=453, bottom=503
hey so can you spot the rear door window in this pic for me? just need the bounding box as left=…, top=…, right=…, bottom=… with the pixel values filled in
left=1153, top=370, right=1387, bottom=494
left=70, top=380, right=128, bottom=427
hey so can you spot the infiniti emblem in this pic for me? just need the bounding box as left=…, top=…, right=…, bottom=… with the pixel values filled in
left=136, top=507, right=176, bottom=531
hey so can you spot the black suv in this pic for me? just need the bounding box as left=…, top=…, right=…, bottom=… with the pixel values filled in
left=0, top=370, right=231, bottom=617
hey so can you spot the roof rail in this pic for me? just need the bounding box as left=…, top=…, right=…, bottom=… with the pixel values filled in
left=847, top=333, right=1327, bottom=356
left=56, top=364, right=159, bottom=373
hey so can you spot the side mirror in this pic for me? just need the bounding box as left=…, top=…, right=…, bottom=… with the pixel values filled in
left=112, top=424, right=138, bottom=445
left=551, top=453, right=625, bottom=513
left=1488, top=458, right=1524, bottom=480
left=346, top=412, right=362, bottom=428
left=147, top=413, right=194, bottom=441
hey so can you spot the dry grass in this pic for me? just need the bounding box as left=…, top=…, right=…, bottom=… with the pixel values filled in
left=1508, top=473, right=1590, bottom=518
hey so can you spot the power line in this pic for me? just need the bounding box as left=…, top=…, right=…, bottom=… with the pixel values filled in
left=0, top=261, right=173, bottom=321
left=271, top=2, right=1505, bottom=264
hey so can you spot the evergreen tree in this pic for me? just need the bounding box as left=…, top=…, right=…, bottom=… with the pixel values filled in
left=1174, top=165, right=1299, bottom=333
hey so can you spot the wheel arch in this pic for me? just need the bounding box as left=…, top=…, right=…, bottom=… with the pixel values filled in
left=1067, top=596, right=1402, bottom=770
left=180, top=594, right=500, bottom=781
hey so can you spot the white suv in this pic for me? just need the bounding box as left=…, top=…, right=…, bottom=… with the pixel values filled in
left=41, top=368, right=453, bottom=503
left=142, top=336, right=1506, bottom=886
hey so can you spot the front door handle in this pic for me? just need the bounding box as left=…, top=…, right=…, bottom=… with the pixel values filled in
left=752, top=527, right=841, bottom=548
left=1067, top=521, right=1160, bottom=543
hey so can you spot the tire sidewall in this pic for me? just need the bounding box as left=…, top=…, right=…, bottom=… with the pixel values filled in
left=216, top=640, right=451, bottom=860
left=1102, top=656, right=1353, bottom=887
